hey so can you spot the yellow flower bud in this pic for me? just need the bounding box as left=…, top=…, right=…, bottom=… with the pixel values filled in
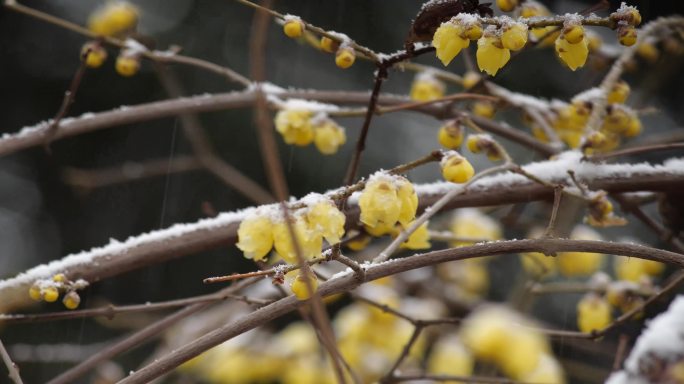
left=472, top=101, right=496, bottom=118
left=29, top=284, right=43, bottom=301
left=607, top=81, right=630, bottom=104
left=320, top=36, right=339, bottom=53
left=496, top=0, right=519, bottom=12
left=81, top=42, right=107, bottom=68
left=291, top=272, right=318, bottom=300
left=53, top=273, right=67, bottom=283
left=283, top=18, right=304, bottom=38
left=335, top=47, right=355, bottom=69
left=618, top=26, right=638, bottom=47
left=437, top=120, right=463, bottom=149
left=577, top=294, right=612, bottom=333
left=410, top=73, right=445, bottom=101
left=63, top=291, right=81, bottom=310
left=501, top=23, right=529, bottom=51
left=433, top=22, right=470, bottom=66
left=236, top=214, right=274, bottom=261
left=115, top=55, right=140, bottom=77
left=555, top=35, right=589, bottom=71
left=464, top=23, right=483, bottom=41
left=441, top=152, right=475, bottom=183
left=563, top=24, right=585, bottom=45
left=477, top=34, right=511, bottom=76
left=636, top=42, right=659, bottom=63
left=42, top=286, right=59, bottom=303
left=462, top=71, right=481, bottom=90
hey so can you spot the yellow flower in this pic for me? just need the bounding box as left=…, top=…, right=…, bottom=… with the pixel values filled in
left=472, top=100, right=496, bottom=118
left=313, top=119, right=346, bottom=155
left=461, top=70, right=481, bottom=90
left=42, top=286, right=59, bottom=302
left=450, top=208, right=501, bottom=247
left=556, top=225, right=604, bottom=277
left=305, top=198, right=346, bottom=244
left=555, top=34, right=589, bottom=71
left=273, top=216, right=323, bottom=264
left=81, top=42, right=107, bottom=68
left=62, top=291, right=81, bottom=310
left=29, top=284, right=43, bottom=301
left=320, top=36, right=339, bottom=53
left=501, top=23, right=529, bottom=51
left=236, top=213, right=274, bottom=261
left=115, top=55, right=140, bottom=77
left=400, top=221, right=431, bottom=250
left=437, top=120, right=463, bottom=149
left=607, top=80, right=631, bottom=104
left=410, top=73, right=445, bottom=101
left=520, top=227, right=556, bottom=277
left=441, top=152, right=475, bottom=183
left=618, top=25, right=638, bottom=47
left=283, top=18, right=304, bottom=38
left=521, top=354, right=566, bottom=384
left=433, top=21, right=470, bottom=66
left=364, top=222, right=398, bottom=237
left=496, top=0, right=519, bottom=12
left=274, top=109, right=314, bottom=146
left=477, top=34, right=511, bottom=76
left=88, top=1, right=139, bottom=37
left=396, top=177, right=418, bottom=228
left=335, top=46, right=356, bottom=69
left=291, top=272, right=318, bottom=300
left=427, top=336, right=474, bottom=380
left=577, top=294, right=612, bottom=333
left=359, top=176, right=401, bottom=229
left=614, top=256, right=665, bottom=282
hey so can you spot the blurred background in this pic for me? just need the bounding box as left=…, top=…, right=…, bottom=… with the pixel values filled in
left=0, top=0, right=683, bottom=382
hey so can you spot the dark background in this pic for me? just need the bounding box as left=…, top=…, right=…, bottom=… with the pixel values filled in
left=0, top=0, right=683, bottom=382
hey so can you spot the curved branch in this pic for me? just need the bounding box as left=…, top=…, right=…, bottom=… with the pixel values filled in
left=119, top=238, right=684, bottom=384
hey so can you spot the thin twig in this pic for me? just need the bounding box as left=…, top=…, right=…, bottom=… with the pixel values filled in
left=0, top=339, right=23, bottom=384
left=587, top=142, right=684, bottom=162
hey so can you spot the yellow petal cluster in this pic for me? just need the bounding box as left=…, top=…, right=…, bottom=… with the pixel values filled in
left=477, top=34, right=511, bottom=76
left=359, top=173, right=418, bottom=234
left=236, top=196, right=345, bottom=264
left=88, top=1, right=139, bottom=37
left=432, top=15, right=483, bottom=67
left=427, top=336, right=474, bottom=380
left=555, top=32, right=589, bottom=71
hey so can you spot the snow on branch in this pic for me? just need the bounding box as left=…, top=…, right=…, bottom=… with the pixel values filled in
left=607, top=295, right=684, bottom=384
left=1, top=153, right=683, bottom=313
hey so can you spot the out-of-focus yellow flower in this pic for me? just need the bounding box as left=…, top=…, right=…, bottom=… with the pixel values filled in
left=410, top=72, right=445, bottom=101
left=236, top=213, right=274, bottom=261
left=577, top=293, right=612, bottom=333
left=450, top=208, right=502, bottom=247
left=283, top=17, right=304, bottom=38
left=400, top=221, right=431, bottom=250
left=477, top=32, right=511, bottom=76
left=313, top=119, right=346, bottom=155
left=557, top=225, right=605, bottom=277
left=438, top=120, right=464, bottom=149
left=275, top=109, right=315, bottom=146
left=427, top=336, right=474, bottom=380
left=88, top=1, right=139, bottom=37
left=335, top=46, right=356, bottom=69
